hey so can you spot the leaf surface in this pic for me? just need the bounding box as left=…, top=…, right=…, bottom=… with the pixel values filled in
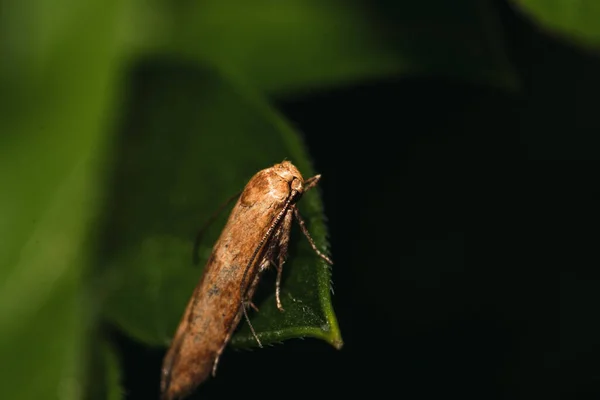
left=100, top=60, right=342, bottom=350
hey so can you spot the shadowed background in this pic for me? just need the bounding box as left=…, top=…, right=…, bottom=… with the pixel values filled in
left=114, top=3, right=600, bottom=399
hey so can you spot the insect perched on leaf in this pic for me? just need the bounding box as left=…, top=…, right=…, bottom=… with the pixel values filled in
left=161, top=161, right=333, bottom=400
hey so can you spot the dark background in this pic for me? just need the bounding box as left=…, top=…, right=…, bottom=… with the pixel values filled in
left=112, top=2, right=600, bottom=399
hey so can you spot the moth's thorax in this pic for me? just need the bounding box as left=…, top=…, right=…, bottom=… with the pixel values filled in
left=241, top=161, right=304, bottom=205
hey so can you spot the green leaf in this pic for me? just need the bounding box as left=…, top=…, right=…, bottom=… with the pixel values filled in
left=85, top=340, right=123, bottom=400
left=130, top=0, right=516, bottom=94
left=100, top=59, right=342, bottom=350
left=511, top=0, right=600, bottom=49
left=0, top=1, right=124, bottom=399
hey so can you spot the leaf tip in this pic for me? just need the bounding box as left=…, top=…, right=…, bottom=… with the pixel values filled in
left=331, top=337, right=344, bottom=350
left=324, top=325, right=344, bottom=350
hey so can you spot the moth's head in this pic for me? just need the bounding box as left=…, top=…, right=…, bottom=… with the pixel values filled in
left=274, top=160, right=304, bottom=193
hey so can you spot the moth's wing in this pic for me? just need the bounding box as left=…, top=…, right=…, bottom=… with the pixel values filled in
left=161, top=287, right=196, bottom=395
left=193, top=190, right=242, bottom=264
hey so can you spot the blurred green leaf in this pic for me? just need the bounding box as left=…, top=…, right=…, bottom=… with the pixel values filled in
left=103, top=344, right=124, bottom=400
left=130, top=0, right=516, bottom=94
left=99, top=59, right=342, bottom=350
left=511, top=0, right=600, bottom=49
left=0, top=1, right=125, bottom=399
left=85, top=340, right=123, bottom=400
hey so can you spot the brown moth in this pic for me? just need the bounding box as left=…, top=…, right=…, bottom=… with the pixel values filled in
left=160, top=161, right=332, bottom=400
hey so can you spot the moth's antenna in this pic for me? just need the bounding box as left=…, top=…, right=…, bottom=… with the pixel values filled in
left=193, top=191, right=242, bottom=265
left=238, top=190, right=300, bottom=347
left=303, top=174, right=321, bottom=192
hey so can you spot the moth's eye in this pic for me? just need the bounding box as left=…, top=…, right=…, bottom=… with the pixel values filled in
left=290, top=177, right=303, bottom=192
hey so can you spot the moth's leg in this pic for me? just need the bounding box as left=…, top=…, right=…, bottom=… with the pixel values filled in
left=275, top=209, right=294, bottom=312
left=241, top=269, right=265, bottom=348
left=304, top=174, right=321, bottom=192
left=293, top=207, right=333, bottom=265
left=233, top=229, right=282, bottom=358
left=248, top=258, right=273, bottom=312
left=212, top=273, right=262, bottom=377
left=251, top=219, right=289, bottom=312
left=248, top=301, right=259, bottom=312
